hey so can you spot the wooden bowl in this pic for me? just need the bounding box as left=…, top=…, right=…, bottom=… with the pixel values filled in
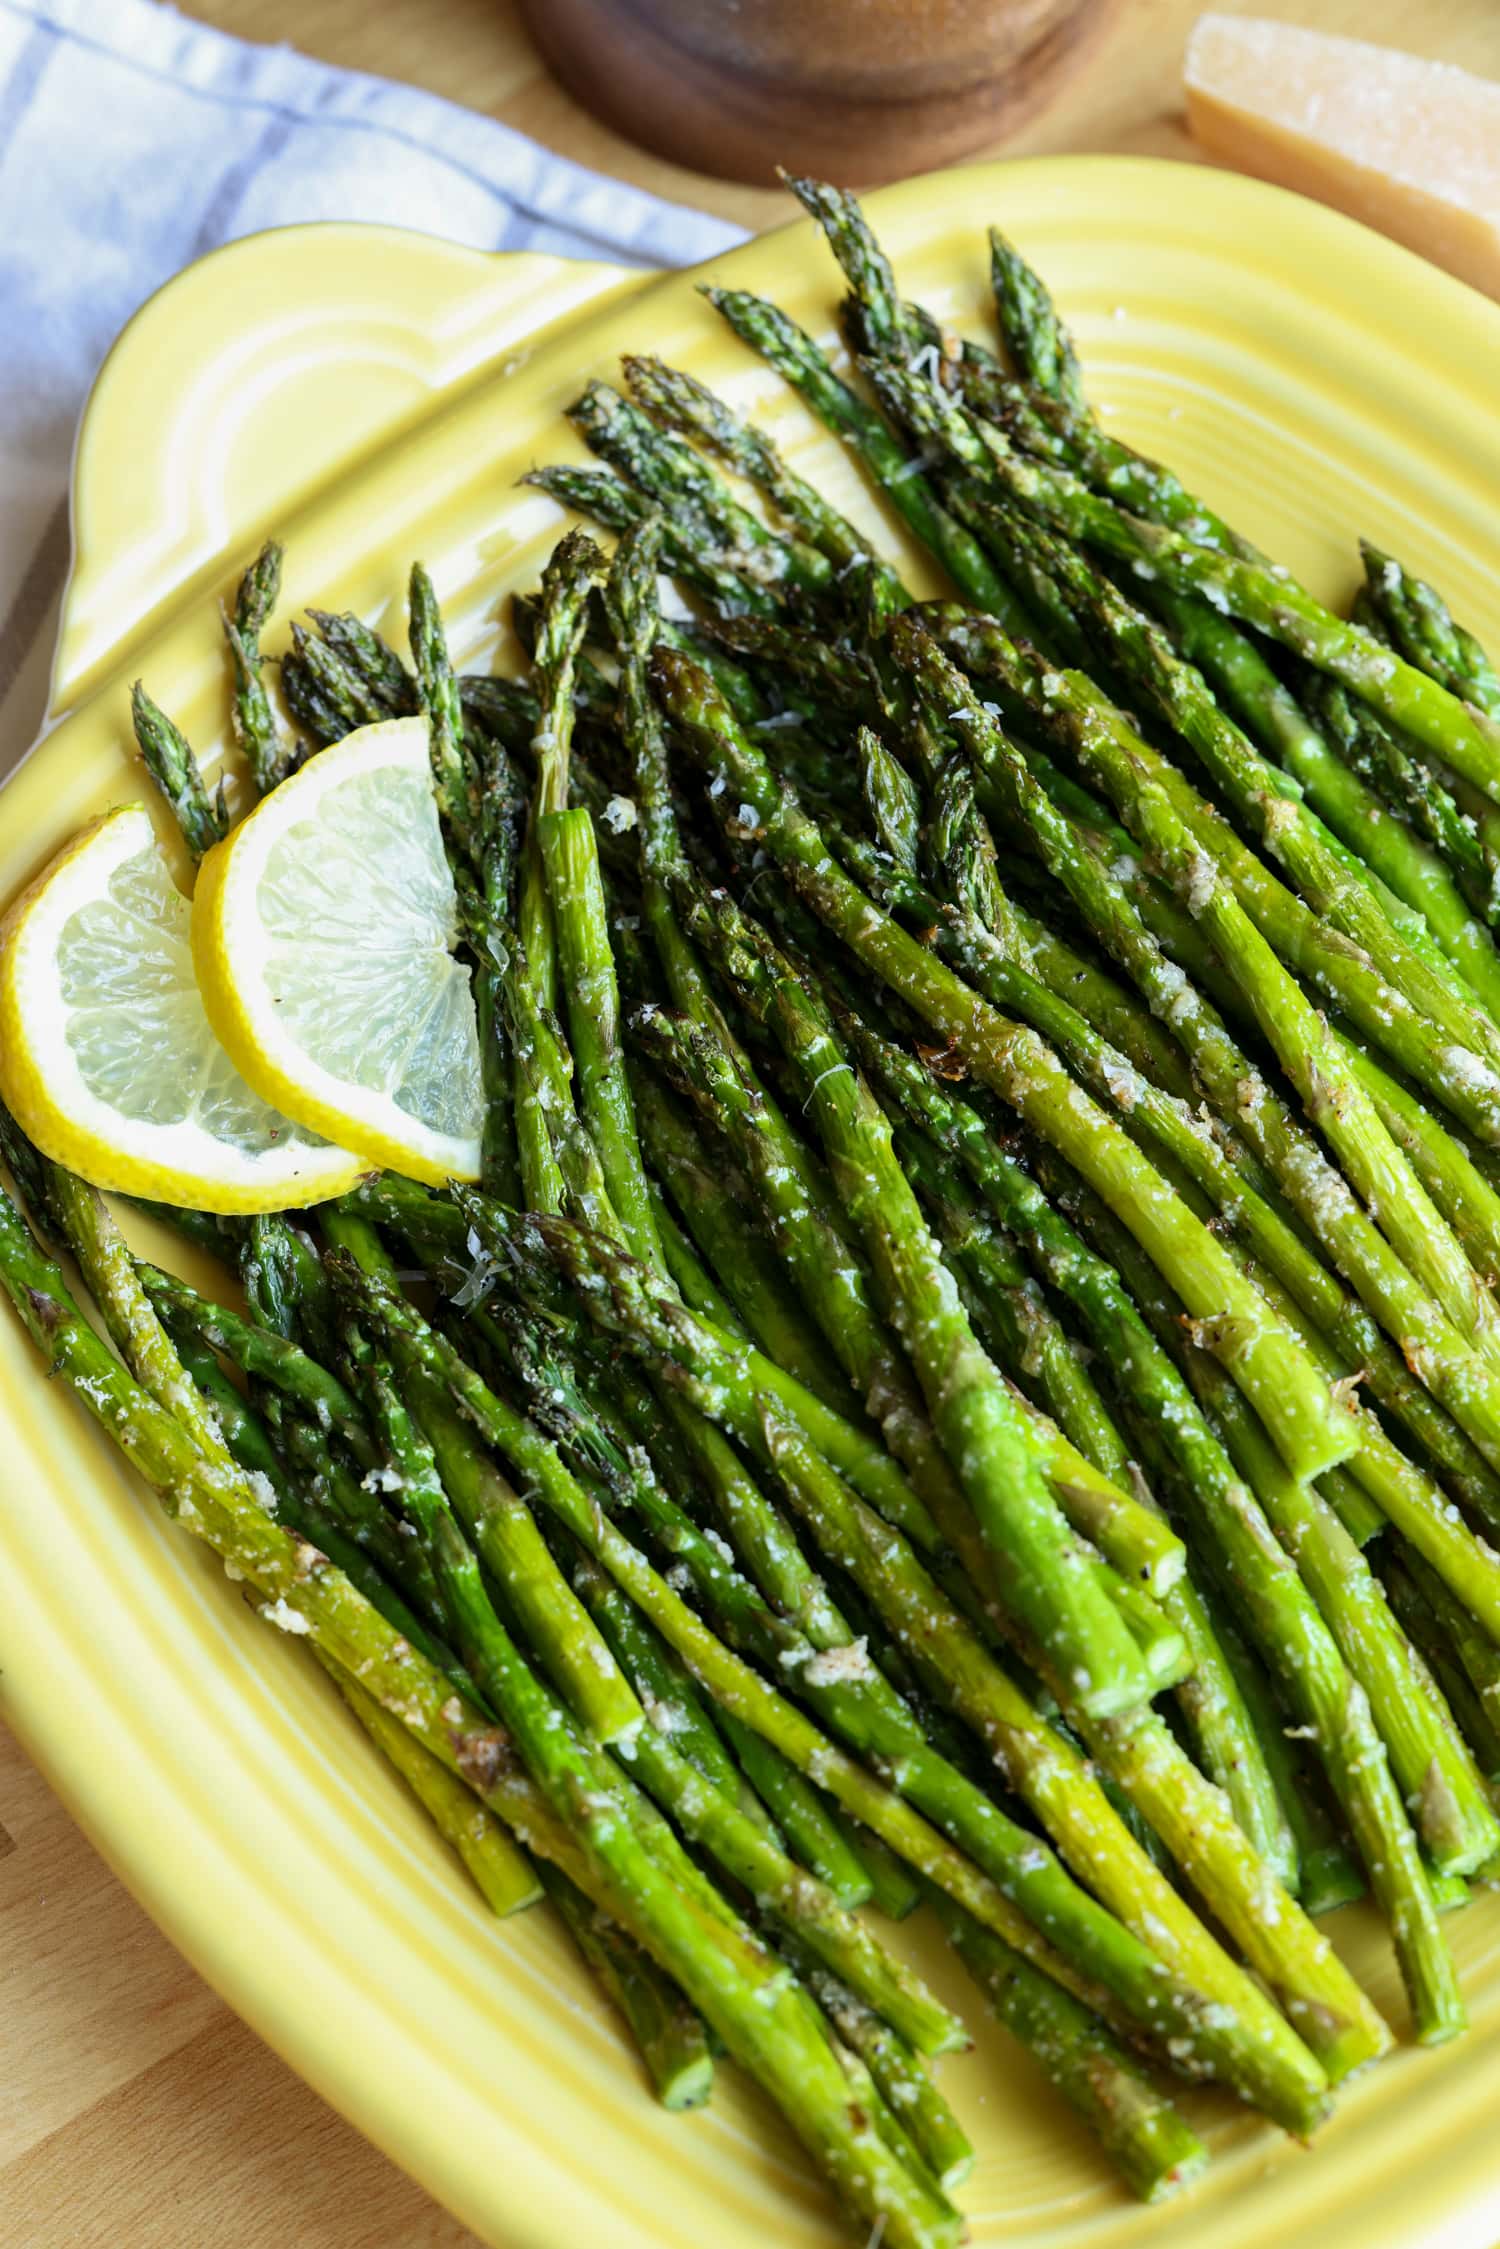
left=518, top=0, right=1113, bottom=186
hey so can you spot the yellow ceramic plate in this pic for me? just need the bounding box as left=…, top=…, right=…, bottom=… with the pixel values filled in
left=5, top=158, right=1500, bottom=2249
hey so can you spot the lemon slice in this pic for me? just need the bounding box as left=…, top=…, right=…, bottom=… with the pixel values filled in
left=192, top=717, right=483, bottom=1187
left=0, top=806, right=365, bottom=1212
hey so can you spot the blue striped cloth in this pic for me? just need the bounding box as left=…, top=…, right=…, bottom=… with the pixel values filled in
left=0, top=0, right=743, bottom=776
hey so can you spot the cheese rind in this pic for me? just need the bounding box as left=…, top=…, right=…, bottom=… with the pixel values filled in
left=1185, top=15, right=1500, bottom=301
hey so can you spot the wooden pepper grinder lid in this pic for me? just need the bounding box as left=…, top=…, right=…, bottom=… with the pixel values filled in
left=519, top=0, right=1114, bottom=187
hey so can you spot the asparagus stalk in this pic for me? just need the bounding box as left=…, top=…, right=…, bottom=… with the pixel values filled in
left=702, top=285, right=1023, bottom=623
left=848, top=1039, right=1294, bottom=1877
left=566, top=379, right=833, bottom=600
left=346, top=1250, right=1340, bottom=2129
left=646, top=1183, right=753, bottom=1338
left=886, top=207, right=1500, bottom=1016
left=542, top=805, right=663, bottom=1267
left=1401, top=1544, right=1500, bottom=1739
left=343, top=1283, right=967, bottom=2235
left=1360, top=543, right=1500, bottom=718
left=130, top=683, right=228, bottom=862
left=223, top=540, right=291, bottom=794
left=986, top=229, right=1089, bottom=417
left=137, top=1264, right=375, bottom=1462
left=1033, top=1151, right=1471, bottom=2034
left=811, top=1976, right=973, bottom=2193
left=524, top=463, right=779, bottom=618
left=863, top=354, right=1500, bottom=805
left=892, top=618, right=1500, bottom=1397
left=910, top=603, right=1500, bottom=1367
left=574, top=1478, right=876, bottom=1908
left=347, top=1166, right=973, bottom=1569
left=536, top=1859, right=715, bottom=2109
left=631, top=1003, right=991, bottom=1572
left=621, top=350, right=904, bottom=597
left=651, top=647, right=1359, bottom=1486
left=507, top=533, right=607, bottom=1214
left=444, top=1192, right=1374, bottom=2094
left=934, top=1889, right=1206, bottom=2201
left=757, top=1400, right=1380, bottom=2080
left=723, top=967, right=1156, bottom=1717
left=1041, top=541, right=1500, bottom=1079
left=632, top=1068, right=850, bottom=1410
left=1314, top=671, right=1500, bottom=929
left=406, top=567, right=528, bottom=1202
left=307, top=608, right=416, bottom=710
left=285, top=620, right=391, bottom=737
left=1380, top=1558, right=1500, bottom=1783
left=171, top=1324, right=464, bottom=1694
left=327, top=1658, right=542, bottom=1916
left=324, top=1210, right=645, bottom=1745
left=3, top=1185, right=980, bottom=2242
left=409, top=560, right=479, bottom=852
left=1162, top=592, right=1500, bottom=1022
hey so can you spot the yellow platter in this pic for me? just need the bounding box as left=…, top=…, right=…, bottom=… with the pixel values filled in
left=5, top=157, right=1500, bottom=2249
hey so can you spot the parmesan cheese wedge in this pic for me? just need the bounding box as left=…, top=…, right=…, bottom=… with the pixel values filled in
left=1185, top=16, right=1500, bottom=301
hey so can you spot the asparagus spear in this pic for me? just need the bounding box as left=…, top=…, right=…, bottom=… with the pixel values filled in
left=645, top=1181, right=754, bottom=1337
left=536, top=1858, right=715, bottom=2109
left=409, top=561, right=475, bottom=843
left=573, top=1516, right=875, bottom=1907
left=631, top=1003, right=993, bottom=1570
left=632, top=1068, right=850, bottom=1410
left=346, top=1246, right=1344, bottom=2127
left=130, top=682, right=228, bottom=861
left=306, top=608, right=416, bottom=710
left=1036, top=541, right=1500, bottom=1083
left=5, top=1182, right=981, bottom=2248
left=566, top=380, right=833, bottom=600
left=524, top=463, right=779, bottom=619
left=335, top=1284, right=972, bottom=2229
left=404, top=567, right=529, bottom=1203
left=1401, top=1543, right=1500, bottom=1736
left=862, top=353, right=1500, bottom=805
left=223, top=539, right=291, bottom=794
left=1032, top=1150, right=1471, bottom=2035
left=506, top=532, right=608, bottom=1215
left=1360, top=543, right=1500, bottom=718
left=347, top=1165, right=985, bottom=1568
left=909, top=553, right=1500, bottom=1163
left=137, top=1264, right=376, bottom=1462
left=1160, top=593, right=1500, bottom=1022
left=1314, top=672, right=1500, bottom=932
left=770, top=1915, right=974, bottom=2191
left=1380, top=1558, right=1500, bottom=1783
left=170, top=1323, right=463, bottom=1694
left=856, top=201, right=1500, bottom=1018
left=621, top=350, right=904, bottom=597
left=327, top=1658, right=542, bottom=1916
left=986, top=228, right=1089, bottom=417
left=934, top=1889, right=1206, bottom=2201
left=891, top=618, right=1500, bottom=1402
left=325, top=1212, right=647, bottom=1746
left=449, top=1186, right=1380, bottom=2091
left=835, top=1022, right=1293, bottom=1877
left=662, top=958, right=1158, bottom=1716
left=702, top=285, right=1022, bottom=623
left=651, top=647, right=1358, bottom=1486
left=757, top=1399, right=1380, bottom=2077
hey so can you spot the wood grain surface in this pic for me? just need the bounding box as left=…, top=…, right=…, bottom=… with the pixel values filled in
left=5, top=3, right=1497, bottom=2241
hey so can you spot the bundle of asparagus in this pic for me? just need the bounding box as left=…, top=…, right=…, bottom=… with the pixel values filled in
left=7, top=172, right=1500, bottom=2245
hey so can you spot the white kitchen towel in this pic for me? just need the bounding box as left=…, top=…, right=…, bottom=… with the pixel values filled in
left=0, top=0, right=745, bottom=776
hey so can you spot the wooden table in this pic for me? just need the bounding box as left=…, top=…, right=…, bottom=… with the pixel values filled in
left=5, top=3, right=1496, bottom=2241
